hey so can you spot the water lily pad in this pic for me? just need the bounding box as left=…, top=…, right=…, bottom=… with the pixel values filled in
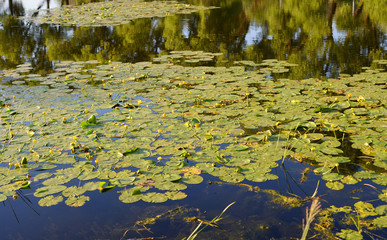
left=341, top=176, right=359, bottom=184
left=322, top=173, right=344, bottom=181
left=22, top=0, right=218, bottom=27
left=226, top=144, right=249, bottom=151
left=336, top=229, right=363, bottom=240
left=62, top=186, right=87, bottom=197
left=182, top=174, right=203, bottom=184
left=65, top=195, right=90, bottom=207
left=0, top=194, right=7, bottom=202
left=154, top=181, right=187, bottom=191
left=375, top=205, right=387, bottom=215
left=34, top=185, right=67, bottom=198
left=164, top=191, right=187, bottom=200
left=326, top=181, right=344, bottom=190
left=142, top=192, right=168, bottom=203
left=374, top=215, right=387, bottom=228
left=38, top=195, right=63, bottom=207
left=119, top=188, right=143, bottom=203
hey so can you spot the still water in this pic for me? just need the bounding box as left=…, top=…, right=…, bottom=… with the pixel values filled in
left=1, top=0, right=386, bottom=77
left=0, top=0, right=386, bottom=239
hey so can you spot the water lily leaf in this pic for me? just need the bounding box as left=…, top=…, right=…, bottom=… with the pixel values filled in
left=65, top=195, right=90, bottom=207
left=20, top=181, right=31, bottom=189
left=34, top=172, right=53, bottom=180
left=354, top=201, right=377, bottom=218
left=78, top=171, right=100, bottom=181
left=83, top=182, right=100, bottom=192
left=119, top=189, right=142, bottom=203
left=179, top=167, right=201, bottom=175
left=162, top=174, right=182, bottom=182
left=110, top=177, right=136, bottom=187
left=0, top=194, right=7, bottom=202
left=326, top=181, right=344, bottom=190
left=98, top=169, right=117, bottom=179
left=119, top=186, right=149, bottom=203
left=372, top=175, right=387, bottom=186
left=336, top=229, right=363, bottom=240
left=375, top=205, right=387, bottom=215
left=34, top=185, right=67, bottom=198
left=62, top=186, right=86, bottom=197
left=42, top=175, right=73, bottom=186
left=37, top=164, right=57, bottom=170
left=154, top=181, right=187, bottom=191
left=379, top=192, right=387, bottom=202
left=329, top=101, right=351, bottom=110
left=306, top=133, right=324, bottom=141
left=320, top=147, right=343, bottom=155
left=142, top=192, right=168, bottom=203
left=122, top=147, right=139, bottom=156
left=226, top=144, right=249, bottom=151
left=182, top=174, right=203, bottom=184
left=165, top=191, right=187, bottom=200
left=87, top=115, right=97, bottom=124
left=322, top=173, right=344, bottom=181
left=353, top=171, right=377, bottom=179
left=374, top=215, right=387, bottom=228
left=245, top=173, right=268, bottom=182
left=341, top=176, right=359, bottom=185
left=328, top=206, right=352, bottom=214
left=98, top=182, right=115, bottom=193
left=38, top=195, right=63, bottom=207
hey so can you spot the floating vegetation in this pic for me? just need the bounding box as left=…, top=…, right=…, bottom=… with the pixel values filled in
left=21, top=0, right=218, bottom=27
left=0, top=51, right=386, bottom=237
left=153, top=51, right=223, bottom=65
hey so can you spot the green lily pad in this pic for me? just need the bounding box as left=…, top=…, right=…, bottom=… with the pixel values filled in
left=326, top=181, right=344, bottom=190
left=322, top=173, right=344, bottom=181
left=34, top=185, right=67, bottom=198
left=354, top=201, right=377, bottom=218
left=62, top=186, right=87, bottom=197
left=119, top=188, right=143, bottom=203
left=164, top=191, right=187, bottom=200
left=154, top=181, right=187, bottom=191
left=374, top=215, right=387, bottom=228
left=182, top=174, right=203, bottom=184
left=38, top=195, right=64, bottom=207
left=0, top=194, right=7, bottom=202
left=226, top=144, right=249, bottom=151
left=142, top=192, right=168, bottom=203
left=65, top=195, right=90, bottom=207
left=341, top=176, right=359, bottom=185
left=336, top=229, right=363, bottom=240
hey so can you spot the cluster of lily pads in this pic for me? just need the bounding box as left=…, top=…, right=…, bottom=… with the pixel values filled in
left=20, top=0, right=217, bottom=27
left=153, top=51, right=223, bottom=65
left=0, top=51, right=386, bottom=237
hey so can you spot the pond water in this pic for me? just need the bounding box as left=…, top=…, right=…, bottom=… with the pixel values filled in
left=0, top=0, right=386, bottom=240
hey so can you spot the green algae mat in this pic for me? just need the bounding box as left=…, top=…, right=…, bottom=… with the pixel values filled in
left=21, top=0, right=217, bottom=27
left=0, top=52, right=386, bottom=238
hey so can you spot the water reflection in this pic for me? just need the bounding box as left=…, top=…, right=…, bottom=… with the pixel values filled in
left=0, top=0, right=386, bottom=77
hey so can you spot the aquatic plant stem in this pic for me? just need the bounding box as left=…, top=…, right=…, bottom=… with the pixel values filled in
left=187, top=202, right=235, bottom=240
left=301, top=198, right=321, bottom=240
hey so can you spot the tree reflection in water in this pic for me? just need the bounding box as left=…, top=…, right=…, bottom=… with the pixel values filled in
left=0, top=0, right=385, bottom=78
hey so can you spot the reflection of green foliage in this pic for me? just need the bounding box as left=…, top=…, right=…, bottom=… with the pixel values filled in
left=241, top=0, right=386, bottom=78
left=362, top=0, right=387, bottom=32
left=0, top=15, right=32, bottom=69
left=1, top=0, right=385, bottom=78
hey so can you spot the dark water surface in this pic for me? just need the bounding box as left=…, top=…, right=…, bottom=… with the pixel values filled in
left=0, top=0, right=386, bottom=239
